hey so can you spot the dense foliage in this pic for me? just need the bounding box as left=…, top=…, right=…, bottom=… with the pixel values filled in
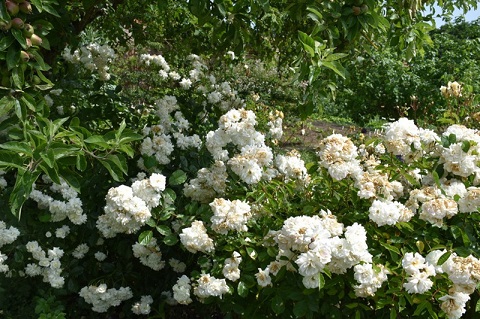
left=326, top=17, right=480, bottom=126
left=0, top=1, right=480, bottom=319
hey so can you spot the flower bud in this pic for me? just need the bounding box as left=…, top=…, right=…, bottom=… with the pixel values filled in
left=11, top=17, right=24, bottom=29
left=19, top=2, right=32, bottom=14
left=6, top=0, right=20, bottom=16
left=30, top=34, right=42, bottom=46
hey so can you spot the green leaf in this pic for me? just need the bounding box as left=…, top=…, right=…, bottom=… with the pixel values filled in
left=379, top=241, right=401, bottom=255
left=0, top=141, right=32, bottom=155
left=0, top=35, right=14, bottom=51
left=21, top=94, right=36, bottom=111
left=84, top=135, right=109, bottom=148
left=293, top=300, right=309, bottom=317
left=138, top=230, right=153, bottom=245
left=0, top=95, right=15, bottom=117
left=461, top=140, right=471, bottom=153
left=118, top=131, right=143, bottom=144
left=390, top=308, right=397, bottom=319
left=163, top=188, right=176, bottom=202
left=163, top=233, right=178, bottom=246
left=318, top=272, right=325, bottom=290
left=99, top=159, right=123, bottom=182
left=42, top=4, right=61, bottom=17
left=12, top=67, right=24, bottom=89
left=298, top=31, right=316, bottom=57
left=10, top=169, right=41, bottom=219
left=76, top=154, right=87, bottom=171
left=38, top=162, right=61, bottom=184
left=11, top=29, right=27, bottom=49
left=475, top=299, right=480, bottom=312
left=168, top=170, right=187, bottom=185
left=271, top=295, right=285, bottom=315
left=437, top=251, right=451, bottom=266
left=156, top=225, right=171, bottom=236
left=0, top=151, right=25, bottom=169
left=0, top=0, right=9, bottom=20
left=29, top=50, right=50, bottom=71
left=6, top=45, right=19, bottom=70
left=30, top=0, right=43, bottom=12
left=237, top=281, right=248, bottom=297
left=321, top=60, right=347, bottom=79
left=39, top=149, right=56, bottom=168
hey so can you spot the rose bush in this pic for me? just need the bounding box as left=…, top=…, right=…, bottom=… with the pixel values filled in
left=1, top=1, right=480, bottom=319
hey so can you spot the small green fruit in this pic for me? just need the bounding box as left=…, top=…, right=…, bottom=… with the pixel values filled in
left=25, top=37, right=32, bottom=48
left=30, top=34, right=42, bottom=46
left=19, top=1, right=32, bottom=14
left=32, top=75, right=41, bottom=85
left=11, top=17, right=24, bottom=29
left=20, top=50, right=29, bottom=62
left=23, top=24, right=34, bottom=37
left=6, top=0, right=20, bottom=16
left=1, top=75, right=10, bottom=87
left=0, top=20, right=12, bottom=31
left=352, top=6, right=361, bottom=15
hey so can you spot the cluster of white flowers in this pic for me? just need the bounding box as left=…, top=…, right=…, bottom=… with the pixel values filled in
left=205, top=108, right=278, bottom=185
left=179, top=220, right=214, bottom=254
left=95, top=251, right=107, bottom=261
left=440, top=125, right=480, bottom=179
left=169, top=258, right=186, bottom=273
left=270, top=211, right=374, bottom=289
left=63, top=43, right=116, bottom=81
left=55, top=225, right=70, bottom=239
left=193, top=273, right=230, bottom=300
left=29, top=176, right=86, bottom=225
left=405, top=178, right=472, bottom=227
left=79, top=284, right=133, bottom=313
left=382, top=118, right=440, bottom=162
left=25, top=241, right=64, bottom=288
left=96, top=173, right=166, bottom=238
left=140, top=53, right=170, bottom=71
left=440, top=81, right=462, bottom=98
left=172, top=275, right=192, bottom=305
left=402, top=252, right=436, bottom=294
left=72, top=243, right=89, bottom=259
left=267, top=110, right=284, bottom=141
left=132, top=237, right=165, bottom=271
left=354, top=169, right=404, bottom=201
left=139, top=97, right=202, bottom=167
left=0, top=221, right=20, bottom=273
left=422, top=250, right=480, bottom=319
left=222, top=251, right=242, bottom=281
left=183, top=161, right=228, bottom=203
left=317, top=134, right=362, bottom=180
left=368, top=199, right=413, bottom=226
left=274, top=150, right=309, bottom=184
left=131, top=295, right=153, bottom=315
left=210, top=198, right=252, bottom=234
left=353, top=263, right=390, bottom=297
